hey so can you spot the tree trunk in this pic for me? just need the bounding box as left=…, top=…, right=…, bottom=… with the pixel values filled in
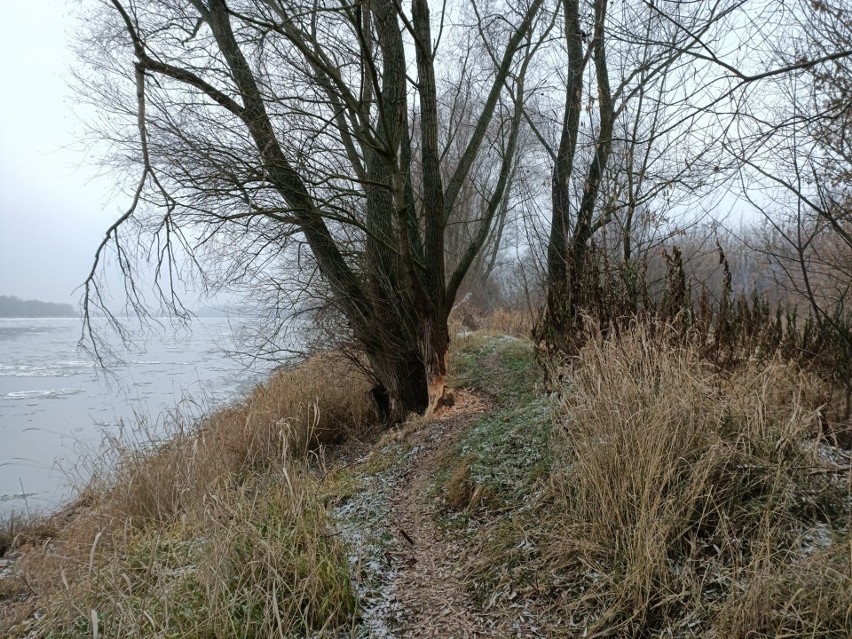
left=420, top=312, right=454, bottom=414
left=368, top=345, right=428, bottom=425
left=364, top=309, right=453, bottom=424
left=539, top=0, right=613, bottom=354
left=537, top=0, right=584, bottom=350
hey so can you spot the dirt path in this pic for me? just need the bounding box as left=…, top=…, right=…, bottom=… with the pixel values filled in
left=386, top=391, right=505, bottom=638
left=333, top=389, right=519, bottom=638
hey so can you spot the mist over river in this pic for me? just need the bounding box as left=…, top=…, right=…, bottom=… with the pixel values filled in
left=0, top=318, right=276, bottom=517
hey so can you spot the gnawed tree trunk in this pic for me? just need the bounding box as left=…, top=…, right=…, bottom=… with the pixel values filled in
left=420, top=312, right=454, bottom=414
left=362, top=309, right=452, bottom=422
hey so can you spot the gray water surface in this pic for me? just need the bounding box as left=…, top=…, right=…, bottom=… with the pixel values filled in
left=0, top=318, right=274, bottom=516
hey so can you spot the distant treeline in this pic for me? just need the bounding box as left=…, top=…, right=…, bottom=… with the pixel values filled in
left=0, top=295, right=75, bottom=318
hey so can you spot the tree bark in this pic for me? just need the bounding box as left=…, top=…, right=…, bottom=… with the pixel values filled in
left=539, top=0, right=613, bottom=351
left=368, top=344, right=429, bottom=424
left=540, top=0, right=586, bottom=347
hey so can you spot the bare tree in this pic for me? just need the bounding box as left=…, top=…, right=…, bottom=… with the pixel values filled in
left=721, top=0, right=851, bottom=341
left=79, top=0, right=546, bottom=422
left=528, top=0, right=739, bottom=348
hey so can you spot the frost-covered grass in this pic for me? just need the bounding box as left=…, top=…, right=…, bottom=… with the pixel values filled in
left=441, top=334, right=552, bottom=515
left=327, top=441, right=413, bottom=638
left=430, top=335, right=559, bottom=614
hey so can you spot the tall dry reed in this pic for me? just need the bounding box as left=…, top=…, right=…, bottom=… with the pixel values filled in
left=546, top=324, right=849, bottom=636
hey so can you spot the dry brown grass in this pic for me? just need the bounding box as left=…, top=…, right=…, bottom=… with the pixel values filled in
left=545, top=325, right=850, bottom=636
left=444, top=457, right=476, bottom=512
left=448, top=299, right=534, bottom=339
left=207, top=350, right=376, bottom=460
left=719, top=541, right=851, bottom=638
left=0, top=512, right=57, bottom=559
left=22, top=472, right=355, bottom=638
left=83, top=350, right=374, bottom=527
left=480, top=308, right=535, bottom=338
left=1, top=350, right=373, bottom=638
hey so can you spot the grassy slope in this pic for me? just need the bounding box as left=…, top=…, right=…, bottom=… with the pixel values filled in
left=440, top=331, right=851, bottom=638
left=1, top=353, right=372, bottom=638
left=435, top=334, right=558, bottom=610
left=2, top=331, right=849, bottom=638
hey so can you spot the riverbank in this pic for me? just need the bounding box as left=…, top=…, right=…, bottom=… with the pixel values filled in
left=0, top=348, right=375, bottom=637
left=1, top=326, right=849, bottom=637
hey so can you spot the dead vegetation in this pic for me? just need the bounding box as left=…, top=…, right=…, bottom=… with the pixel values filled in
left=444, top=457, right=477, bottom=512
left=2, top=326, right=849, bottom=638
left=433, top=328, right=849, bottom=637
left=542, top=325, right=851, bottom=636
left=449, top=298, right=535, bottom=340
left=0, top=351, right=374, bottom=638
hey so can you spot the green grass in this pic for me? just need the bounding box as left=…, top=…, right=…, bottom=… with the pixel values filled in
left=446, top=334, right=552, bottom=503
left=450, top=333, right=540, bottom=404
left=432, top=335, right=557, bottom=602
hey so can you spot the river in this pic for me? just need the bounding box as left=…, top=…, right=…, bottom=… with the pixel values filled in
left=0, top=317, right=275, bottom=517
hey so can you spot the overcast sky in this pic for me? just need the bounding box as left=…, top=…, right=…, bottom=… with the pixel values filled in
left=0, top=1, right=118, bottom=306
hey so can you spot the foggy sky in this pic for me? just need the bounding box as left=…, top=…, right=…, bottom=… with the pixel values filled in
left=0, top=1, right=117, bottom=307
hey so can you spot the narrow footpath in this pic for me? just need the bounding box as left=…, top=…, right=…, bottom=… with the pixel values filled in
left=330, top=336, right=555, bottom=638
left=332, top=391, right=510, bottom=638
